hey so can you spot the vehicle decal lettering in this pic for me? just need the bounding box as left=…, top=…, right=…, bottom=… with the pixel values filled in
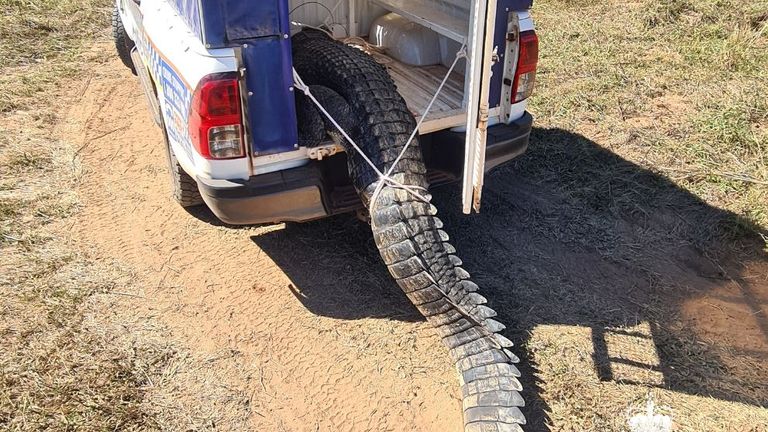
left=135, top=27, right=195, bottom=159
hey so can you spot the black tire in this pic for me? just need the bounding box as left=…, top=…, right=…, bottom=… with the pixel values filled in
left=292, top=33, right=527, bottom=432
left=161, top=123, right=203, bottom=208
left=112, top=5, right=137, bottom=75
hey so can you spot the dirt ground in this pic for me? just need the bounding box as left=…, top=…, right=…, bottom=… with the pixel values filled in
left=48, top=49, right=768, bottom=431
left=61, top=54, right=461, bottom=432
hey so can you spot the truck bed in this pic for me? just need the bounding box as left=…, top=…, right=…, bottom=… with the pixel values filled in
left=382, top=55, right=466, bottom=134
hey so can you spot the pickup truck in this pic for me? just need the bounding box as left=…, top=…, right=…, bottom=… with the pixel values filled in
left=114, top=1, right=537, bottom=430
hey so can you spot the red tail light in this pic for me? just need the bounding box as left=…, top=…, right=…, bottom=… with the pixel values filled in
left=189, top=73, right=245, bottom=159
left=511, top=30, right=539, bottom=103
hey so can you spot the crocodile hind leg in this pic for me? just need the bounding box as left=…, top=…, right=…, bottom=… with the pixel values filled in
left=292, top=31, right=527, bottom=432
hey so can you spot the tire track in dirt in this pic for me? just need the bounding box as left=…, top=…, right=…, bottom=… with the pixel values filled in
left=61, top=55, right=462, bottom=431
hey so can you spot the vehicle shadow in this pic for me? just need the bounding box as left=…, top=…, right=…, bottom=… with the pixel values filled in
left=250, top=127, right=768, bottom=430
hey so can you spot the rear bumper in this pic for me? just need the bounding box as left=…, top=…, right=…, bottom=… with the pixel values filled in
left=198, top=112, right=533, bottom=225
left=197, top=165, right=329, bottom=225
left=485, top=112, right=533, bottom=172
left=422, top=111, right=532, bottom=178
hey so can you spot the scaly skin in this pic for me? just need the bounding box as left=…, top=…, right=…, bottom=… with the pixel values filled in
left=293, top=31, right=526, bottom=432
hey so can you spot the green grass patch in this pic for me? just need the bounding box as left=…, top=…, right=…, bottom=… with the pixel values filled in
left=530, top=0, right=768, bottom=232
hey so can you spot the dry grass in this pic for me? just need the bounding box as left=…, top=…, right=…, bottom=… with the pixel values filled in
left=1, top=3, right=254, bottom=430
left=0, top=106, right=177, bottom=429
left=0, top=0, right=169, bottom=429
left=0, top=0, right=110, bottom=113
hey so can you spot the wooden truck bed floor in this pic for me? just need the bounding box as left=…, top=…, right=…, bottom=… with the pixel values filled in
left=381, top=54, right=467, bottom=134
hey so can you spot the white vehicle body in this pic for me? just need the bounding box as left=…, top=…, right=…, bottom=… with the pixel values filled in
left=119, top=0, right=247, bottom=181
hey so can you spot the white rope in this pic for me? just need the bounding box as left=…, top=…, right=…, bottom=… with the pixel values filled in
left=341, top=37, right=392, bottom=65
left=322, top=0, right=344, bottom=27
left=368, top=45, right=467, bottom=215
left=290, top=21, right=334, bottom=37
left=292, top=43, right=467, bottom=226
left=293, top=70, right=428, bottom=197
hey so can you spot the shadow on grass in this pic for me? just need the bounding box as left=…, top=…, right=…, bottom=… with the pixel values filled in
left=249, top=128, right=768, bottom=430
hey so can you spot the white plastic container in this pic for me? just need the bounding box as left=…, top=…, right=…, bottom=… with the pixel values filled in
left=369, top=13, right=441, bottom=66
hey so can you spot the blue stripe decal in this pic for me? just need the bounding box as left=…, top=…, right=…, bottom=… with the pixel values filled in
left=159, top=64, right=192, bottom=156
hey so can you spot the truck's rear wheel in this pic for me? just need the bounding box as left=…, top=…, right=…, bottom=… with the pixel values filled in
left=161, top=123, right=203, bottom=208
left=112, top=5, right=137, bottom=75
left=293, top=32, right=526, bottom=432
